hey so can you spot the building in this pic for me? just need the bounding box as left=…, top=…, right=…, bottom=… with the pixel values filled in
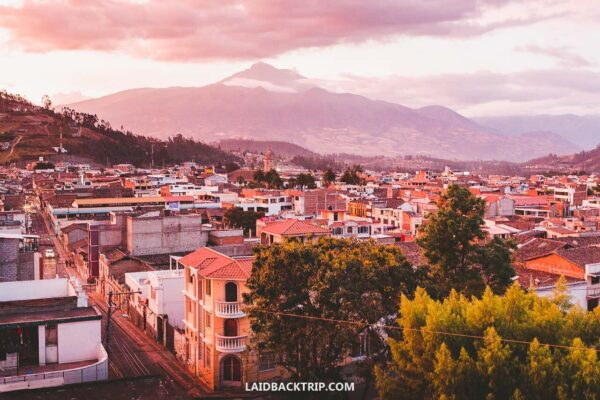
left=0, top=233, right=41, bottom=282
left=125, top=266, right=185, bottom=349
left=178, top=247, right=285, bottom=390
left=0, top=278, right=106, bottom=392
left=257, top=219, right=331, bottom=245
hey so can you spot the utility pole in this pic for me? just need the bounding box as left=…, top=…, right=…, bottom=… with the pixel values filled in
left=104, top=289, right=141, bottom=358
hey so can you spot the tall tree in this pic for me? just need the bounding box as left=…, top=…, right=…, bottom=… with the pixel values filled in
left=245, top=238, right=420, bottom=390
left=417, top=185, right=514, bottom=297
left=322, top=169, right=336, bottom=187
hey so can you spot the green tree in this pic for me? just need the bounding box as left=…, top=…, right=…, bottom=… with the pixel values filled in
left=223, top=207, right=264, bottom=237
left=376, top=284, right=600, bottom=400
left=418, top=185, right=514, bottom=297
left=340, top=164, right=365, bottom=185
left=322, top=169, right=336, bottom=187
left=478, top=237, right=516, bottom=295
left=245, top=237, right=420, bottom=390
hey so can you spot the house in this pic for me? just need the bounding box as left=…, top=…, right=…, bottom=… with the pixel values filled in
left=178, top=247, right=285, bottom=390
left=0, top=278, right=106, bottom=392
left=125, top=266, right=185, bottom=349
left=257, top=219, right=330, bottom=245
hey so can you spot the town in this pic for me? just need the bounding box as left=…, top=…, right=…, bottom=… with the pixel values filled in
left=2, top=142, right=600, bottom=398
left=2, top=0, right=600, bottom=398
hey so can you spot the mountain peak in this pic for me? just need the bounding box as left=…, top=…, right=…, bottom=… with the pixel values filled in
left=221, top=62, right=309, bottom=92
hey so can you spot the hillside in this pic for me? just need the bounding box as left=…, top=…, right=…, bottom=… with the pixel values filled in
left=66, top=63, right=579, bottom=162
left=0, top=90, right=240, bottom=167
left=216, top=139, right=316, bottom=158
left=524, top=145, right=600, bottom=173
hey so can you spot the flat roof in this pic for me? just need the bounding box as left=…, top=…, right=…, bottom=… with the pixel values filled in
left=0, top=307, right=101, bottom=328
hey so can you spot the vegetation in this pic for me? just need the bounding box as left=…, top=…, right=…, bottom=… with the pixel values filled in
left=375, top=284, right=600, bottom=400
left=244, top=238, right=421, bottom=392
left=322, top=169, right=336, bottom=187
left=290, top=154, right=341, bottom=171
left=223, top=207, right=264, bottom=237
left=33, top=161, right=55, bottom=170
left=340, top=164, right=366, bottom=185
left=417, top=185, right=515, bottom=297
left=287, top=173, right=317, bottom=189
left=252, top=168, right=283, bottom=189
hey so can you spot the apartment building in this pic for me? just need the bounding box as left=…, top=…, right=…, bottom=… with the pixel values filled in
left=178, top=247, right=285, bottom=390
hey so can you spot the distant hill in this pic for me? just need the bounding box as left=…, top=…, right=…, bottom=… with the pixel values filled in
left=474, top=114, right=600, bottom=149
left=524, top=145, right=600, bottom=173
left=216, top=139, right=316, bottom=158
left=0, top=90, right=240, bottom=167
left=66, top=63, right=580, bottom=162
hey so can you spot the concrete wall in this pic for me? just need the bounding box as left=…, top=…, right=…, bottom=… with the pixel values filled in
left=127, top=215, right=208, bottom=256
left=57, top=320, right=102, bottom=363
left=0, top=278, right=69, bottom=301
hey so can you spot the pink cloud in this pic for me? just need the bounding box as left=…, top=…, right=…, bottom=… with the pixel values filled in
left=0, top=0, right=550, bottom=61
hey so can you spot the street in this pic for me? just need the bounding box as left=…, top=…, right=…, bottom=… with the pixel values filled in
left=25, top=201, right=211, bottom=399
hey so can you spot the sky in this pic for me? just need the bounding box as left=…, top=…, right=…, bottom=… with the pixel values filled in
left=0, top=0, right=599, bottom=117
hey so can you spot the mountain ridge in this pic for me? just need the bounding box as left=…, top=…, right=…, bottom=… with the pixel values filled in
left=65, top=63, right=581, bottom=162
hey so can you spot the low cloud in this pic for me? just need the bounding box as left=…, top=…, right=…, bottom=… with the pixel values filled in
left=516, top=45, right=592, bottom=67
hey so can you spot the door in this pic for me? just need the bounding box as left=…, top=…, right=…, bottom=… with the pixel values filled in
left=225, top=282, right=237, bottom=302
left=224, top=319, right=238, bottom=337
left=222, top=355, right=242, bottom=382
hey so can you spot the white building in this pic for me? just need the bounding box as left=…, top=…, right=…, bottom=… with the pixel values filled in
left=0, top=278, right=107, bottom=393
left=125, top=266, right=185, bottom=342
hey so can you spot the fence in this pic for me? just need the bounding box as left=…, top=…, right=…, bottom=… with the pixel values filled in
left=0, top=344, right=108, bottom=393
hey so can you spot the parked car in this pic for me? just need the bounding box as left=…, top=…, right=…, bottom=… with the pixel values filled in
left=44, top=248, right=56, bottom=258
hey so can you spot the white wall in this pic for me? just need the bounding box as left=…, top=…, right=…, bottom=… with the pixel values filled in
left=57, top=320, right=102, bottom=363
left=0, top=279, right=68, bottom=301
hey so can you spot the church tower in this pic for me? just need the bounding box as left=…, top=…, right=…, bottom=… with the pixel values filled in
left=263, top=147, right=273, bottom=172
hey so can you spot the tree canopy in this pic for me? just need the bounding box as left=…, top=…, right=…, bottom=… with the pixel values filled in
left=223, top=207, right=264, bottom=237
left=375, top=284, right=600, bottom=400
left=417, top=185, right=515, bottom=297
left=244, top=237, right=421, bottom=388
left=340, top=164, right=366, bottom=185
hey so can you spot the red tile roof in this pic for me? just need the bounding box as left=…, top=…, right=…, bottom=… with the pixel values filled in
left=262, top=219, right=330, bottom=236
left=179, top=247, right=253, bottom=280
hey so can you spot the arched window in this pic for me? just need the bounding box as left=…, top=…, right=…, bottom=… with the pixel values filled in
left=224, top=319, right=238, bottom=337
left=221, top=355, right=242, bottom=382
left=225, top=282, right=237, bottom=302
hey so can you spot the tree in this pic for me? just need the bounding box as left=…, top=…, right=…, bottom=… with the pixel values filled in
left=340, top=164, right=365, bottom=185
left=41, top=94, right=52, bottom=110
left=417, top=185, right=514, bottom=297
left=223, top=207, right=264, bottom=237
left=245, top=237, right=420, bottom=390
left=288, top=173, right=317, bottom=189
left=375, top=284, right=600, bottom=400
left=322, top=169, right=336, bottom=187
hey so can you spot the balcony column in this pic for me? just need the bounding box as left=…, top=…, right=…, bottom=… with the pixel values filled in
left=38, top=325, right=46, bottom=366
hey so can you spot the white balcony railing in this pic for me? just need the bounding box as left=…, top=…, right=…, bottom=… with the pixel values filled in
left=215, top=335, right=247, bottom=353
left=215, top=301, right=246, bottom=318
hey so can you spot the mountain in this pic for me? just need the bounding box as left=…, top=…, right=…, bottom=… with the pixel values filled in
left=0, top=91, right=240, bottom=167
left=474, top=115, right=600, bottom=149
left=66, top=63, right=580, bottom=162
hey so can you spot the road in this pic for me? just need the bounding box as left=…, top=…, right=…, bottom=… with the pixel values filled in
left=30, top=200, right=211, bottom=399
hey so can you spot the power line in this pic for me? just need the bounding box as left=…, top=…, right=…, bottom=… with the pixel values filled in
left=251, top=309, right=600, bottom=353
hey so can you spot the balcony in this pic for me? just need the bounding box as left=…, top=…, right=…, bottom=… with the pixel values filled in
left=587, top=286, right=600, bottom=299
left=215, top=335, right=247, bottom=353
left=215, top=301, right=246, bottom=318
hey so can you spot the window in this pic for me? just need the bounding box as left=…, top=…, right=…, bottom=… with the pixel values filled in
left=206, top=279, right=212, bottom=296
left=592, top=276, right=600, bottom=285
left=225, top=282, right=237, bottom=302
left=347, top=227, right=352, bottom=234
left=205, top=312, right=211, bottom=328
left=46, top=324, right=58, bottom=345
left=150, top=287, right=156, bottom=300
left=259, top=351, right=276, bottom=372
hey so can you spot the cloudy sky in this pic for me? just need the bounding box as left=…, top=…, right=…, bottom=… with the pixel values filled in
left=1, top=0, right=599, bottom=116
